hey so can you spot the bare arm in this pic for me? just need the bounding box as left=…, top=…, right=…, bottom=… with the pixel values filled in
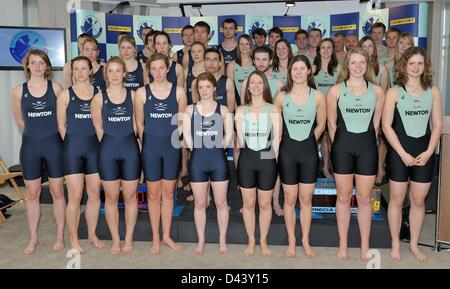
left=90, top=92, right=104, bottom=141
left=234, top=106, right=244, bottom=149
left=176, top=63, right=185, bottom=87
left=326, top=85, right=339, bottom=142
left=379, top=65, right=389, bottom=92
left=191, top=79, right=199, bottom=104
left=182, top=105, right=194, bottom=150
left=372, top=85, right=385, bottom=136
left=270, top=104, right=282, bottom=157
left=142, top=63, right=149, bottom=86
left=131, top=91, right=138, bottom=136
left=56, top=89, right=69, bottom=140
left=240, top=79, right=247, bottom=106
left=222, top=105, right=234, bottom=149
left=11, top=85, right=24, bottom=130
left=273, top=91, right=285, bottom=108
left=182, top=50, right=190, bottom=69
left=314, top=90, right=327, bottom=141
left=226, top=77, right=236, bottom=112
left=134, top=86, right=146, bottom=142
left=177, top=86, right=188, bottom=136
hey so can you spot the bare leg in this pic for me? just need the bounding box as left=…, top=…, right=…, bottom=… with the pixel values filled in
left=161, top=179, right=183, bottom=252
left=258, top=188, right=273, bottom=256
left=85, top=173, right=103, bottom=249
left=355, top=174, right=376, bottom=262
left=65, top=174, right=85, bottom=253
left=299, top=183, right=316, bottom=259
left=211, top=180, right=229, bottom=255
left=23, top=179, right=42, bottom=255
left=321, top=133, right=333, bottom=178
left=335, top=173, right=354, bottom=260
left=48, top=177, right=66, bottom=252
left=191, top=182, right=209, bottom=255
left=103, top=180, right=121, bottom=255
left=283, top=184, right=298, bottom=258
left=387, top=180, right=408, bottom=261
left=147, top=180, right=162, bottom=254
left=408, top=181, right=431, bottom=262
left=376, top=137, right=387, bottom=184
left=241, top=187, right=256, bottom=256
left=121, top=179, right=139, bottom=254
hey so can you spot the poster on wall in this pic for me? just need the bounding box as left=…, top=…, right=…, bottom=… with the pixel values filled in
left=330, top=12, right=359, bottom=37
left=359, top=8, right=389, bottom=37
left=273, top=16, right=301, bottom=44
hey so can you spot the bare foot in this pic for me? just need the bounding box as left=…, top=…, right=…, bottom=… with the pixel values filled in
left=23, top=239, right=39, bottom=255
left=122, top=242, right=134, bottom=254
left=302, top=243, right=317, bottom=259
left=162, top=237, right=183, bottom=252
left=410, top=245, right=427, bottom=262
left=186, top=194, right=194, bottom=202
left=360, top=248, right=373, bottom=262
left=260, top=242, right=271, bottom=257
left=70, top=242, right=85, bottom=254
left=194, top=242, right=205, bottom=255
left=110, top=241, right=121, bottom=255
left=219, top=243, right=228, bottom=255
left=53, top=239, right=65, bottom=252
left=150, top=239, right=161, bottom=254
left=391, top=248, right=401, bottom=261
left=245, top=240, right=255, bottom=257
left=336, top=247, right=349, bottom=260
left=274, top=205, right=284, bottom=217
left=89, top=236, right=105, bottom=249
left=285, top=244, right=296, bottom=258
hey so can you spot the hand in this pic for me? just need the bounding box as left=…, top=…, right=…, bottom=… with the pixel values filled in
left=415, top=150, right=433, bottom=166
left=400, top=152, right=416, bottom=167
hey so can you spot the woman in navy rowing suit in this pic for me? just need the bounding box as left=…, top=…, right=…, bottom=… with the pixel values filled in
left=57, top=56, right=103, bottom=253
left=11, top=49, right=65, bottom=255
left=91, top=57, right=141, bottom=255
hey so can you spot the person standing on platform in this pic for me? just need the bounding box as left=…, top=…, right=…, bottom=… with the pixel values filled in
left=371, top=22, right=388, bottom=65
left=186, top=41, right=206, bottom=105
left=119, top=35, right=148, bottom=91
left=274, top=55, right=326, bottom=259
left=135, top=53, right=187, bottom=254
left=272, top=39, right=294, bottom=84
left=11, top=49, right=65, bottom=255
left=82, top=37, right=106, bottom=91
left=252, top=28, right=267, bottom=48
left=268, top=27, right=283, bottom=51
left=241, top=46, right=284, bottom=104
left=313, top=38, right=340, bottom=179
left=327, top=48, right=385, bottom=261
left=359, top=36, right=390, bottom=185
left=136, top=27, right=154, bottom=65
left=384, top=28, right=401, bottom=65
left=63, top=33, right=90, bottom=88
left=236, top=71, right=282, bottom=257
left=305, top=28, right=322, bottom=64
left=182, top=73, right=234, bottom=255
left=333, top=32, right=346, bottom=65
left=218, top=18, right=239, bottom=71
left=174, top=25, right=194, bottom=66
left=382, top=47, right=442, bottom=262
left=345, top=33, right=359, bottom=51
left=57, top=56, right=103, bottom=253
left=385, top=32, right=414, bottom=88
left=295, top=29, right=309, bottom=56
left=152, top=31, right=185, bottom=87
left=226, top=34, right=255, bottom=107
left=91, top=57, right=141, bottom=255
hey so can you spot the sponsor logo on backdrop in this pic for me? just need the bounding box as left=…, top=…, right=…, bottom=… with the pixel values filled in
left=248, top=19, right=269, bottom=35
left=81, top=15, right=103, bottom=38
left=137, top=21, right=155, bottom=40
left=363, top=15, right=384, bottom=36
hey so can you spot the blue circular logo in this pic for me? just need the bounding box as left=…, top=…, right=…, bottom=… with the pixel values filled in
left=363, top=16, right=383, bottom=36
left=9, top=31, right=47, bottom=64
left=81, top=15, right=103, bottom=39
left=137, top=21, right=155, bottom=41
left=203, top=20, right=215, bottom=41
left=248, top=19, right=269, bottom=35
left=307, top=20, right=327, bottom=37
